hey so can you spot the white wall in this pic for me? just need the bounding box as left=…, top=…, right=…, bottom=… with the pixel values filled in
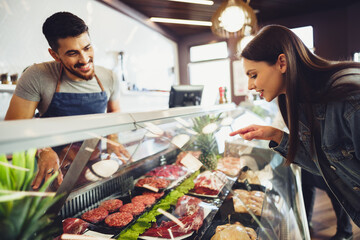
left=0, top=0, right=178, bottom=118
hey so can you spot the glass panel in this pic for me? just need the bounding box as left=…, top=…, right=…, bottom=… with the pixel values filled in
left=0, top=106, right=308, bottom=239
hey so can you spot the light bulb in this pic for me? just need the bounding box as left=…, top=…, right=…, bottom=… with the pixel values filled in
left=219, top=6, right=245, bottom=32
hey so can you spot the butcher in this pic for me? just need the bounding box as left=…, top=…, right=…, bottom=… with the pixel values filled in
left=5, top=11, right=130, bottom=189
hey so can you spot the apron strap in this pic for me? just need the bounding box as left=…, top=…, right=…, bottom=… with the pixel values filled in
left=56, top=64, right=105, bottom=92
left=94, top=74, right=105, bottom=92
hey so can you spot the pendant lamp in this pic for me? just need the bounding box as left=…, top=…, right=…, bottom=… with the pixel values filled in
left=211, top=0, right=257, bottom=38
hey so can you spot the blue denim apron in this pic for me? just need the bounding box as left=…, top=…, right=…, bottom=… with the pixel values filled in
left=42, top=65, right=108, bottom=155
left=41, top=65, right=107, bottom=118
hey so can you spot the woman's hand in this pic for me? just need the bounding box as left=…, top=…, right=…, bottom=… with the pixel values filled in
left=230, top=124, right=284, bottom=144
left=32, top=147, right=63, bottom=190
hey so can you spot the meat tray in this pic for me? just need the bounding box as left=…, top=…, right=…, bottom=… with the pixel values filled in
left=138, top=196, right=214, bottom=240
left=71, top=190, right=166, bottom=236
left=216, top=180, right=266, bottom=229
left=201, top=218, right=259, bottom=240
left=188, top=182, right=226, bottom=199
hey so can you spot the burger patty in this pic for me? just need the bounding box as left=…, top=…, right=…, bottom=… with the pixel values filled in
left=99, top=199, right=123, bottom=213
left=131, top=195, right=156, bottom=207
left=119, top=202, right=145, bottom=216
left=142, top=191, right=164, bottom=199
left=105, top=212, right=133, bottom=227
left=81, top=207, right=109, bottom=223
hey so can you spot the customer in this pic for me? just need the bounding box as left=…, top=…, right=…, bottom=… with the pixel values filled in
left=5, top=12, right=130, bottom=189
left=230, top=24, right=360, bottom=232
left=302, top=170, right=353, bottom=239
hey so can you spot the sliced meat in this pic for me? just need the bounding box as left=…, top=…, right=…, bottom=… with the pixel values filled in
left=142, top=191, right=164, bottom=200
left=136, top=176, right=171, bottom=189
left=131, top=195, right=156, bottom=207
left=81, top=207, right=109, bottom=223
left=99, top=199, right=123, bottom=213
left=216, top=157, right=243, bottom=177
left=119, top=202, right=145, bottom=216
left=193, top=171, right=227, bottom=196
left=62, top=218, right=89, bottom=234
left=141, top=207, right=204, bottom=238
left=174, top=195, right=202, bottom=217
left=105, top=212, right=133, bottom=227
left=145, top=165, right=188, bottom=179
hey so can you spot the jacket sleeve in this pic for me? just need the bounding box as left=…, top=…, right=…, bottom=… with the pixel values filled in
left=269, top=132, right=320, bottom=175
left=347, top=95, right=360, bottom=160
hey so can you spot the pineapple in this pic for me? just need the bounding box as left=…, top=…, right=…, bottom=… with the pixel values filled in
left=191, top=114, right=220, bottom=171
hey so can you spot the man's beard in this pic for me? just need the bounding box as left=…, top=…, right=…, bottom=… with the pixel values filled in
left=61, top=58, right=95, bottom=81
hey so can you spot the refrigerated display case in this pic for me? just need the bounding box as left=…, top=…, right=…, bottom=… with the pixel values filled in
left=0, top=104, right=309, bottom=240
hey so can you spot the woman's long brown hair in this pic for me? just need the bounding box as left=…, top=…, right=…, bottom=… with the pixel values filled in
left=241, top=24, right=360, bottom=164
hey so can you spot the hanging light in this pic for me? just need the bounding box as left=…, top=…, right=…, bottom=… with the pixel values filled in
left=211, top=0, right=257, bottom=38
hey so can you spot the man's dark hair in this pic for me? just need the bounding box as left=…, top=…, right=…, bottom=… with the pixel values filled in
left=42, top=12, right=89, bottom=52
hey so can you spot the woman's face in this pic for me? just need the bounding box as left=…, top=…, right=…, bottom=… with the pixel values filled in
left=243, top=56, right=286, bottom=102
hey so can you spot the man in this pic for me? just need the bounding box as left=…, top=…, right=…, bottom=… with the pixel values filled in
left=5, top=12, right=130, bottom=189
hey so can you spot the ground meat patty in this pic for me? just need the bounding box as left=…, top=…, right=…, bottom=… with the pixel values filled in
left=99, top=199, right=123, bottom=213
left=136, top=177, right=170, bottom=189
left=142, top=191, right=164, bottom=199
left=81, top=207, right=109, bottom=223
left=105, top=212, right=133, bottom=227
left=131, top=195, right=156, bottom=207
left=119, top=202, right=145, bottom=216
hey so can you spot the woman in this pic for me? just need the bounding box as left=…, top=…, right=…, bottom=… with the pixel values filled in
left=230, top=24, right=360, bottom=228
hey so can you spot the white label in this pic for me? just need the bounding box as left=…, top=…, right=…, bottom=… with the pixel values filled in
left=180, top=153, right=202, bottom=172
left=167, top=229, right=175, bottom=240
left=171, top=134, right=190, bottom=149
left=61, top=233, right=113, bottom=239
left=142, top=184, right=159, bottom=192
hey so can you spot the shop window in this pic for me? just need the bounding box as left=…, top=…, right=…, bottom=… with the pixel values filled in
left=291, top=25, right=314, bottom=51
left=189, top=42, right=231, bottom=106
left=353, top=52, right=360, bottom=62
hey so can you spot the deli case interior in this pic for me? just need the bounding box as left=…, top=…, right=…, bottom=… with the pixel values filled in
left=0, top=104, right=310, bottom=240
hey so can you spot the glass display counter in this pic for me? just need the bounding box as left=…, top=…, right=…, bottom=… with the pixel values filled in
left=0, top=104, right=309, bottom=240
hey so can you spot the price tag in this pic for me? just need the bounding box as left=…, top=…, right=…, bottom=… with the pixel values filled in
left=180, top=153, right=203, bottom=172
left=171, top=134, right=190, bottom=149
left=157, top=208, right=185, bottom=229
left=142, top=184, right=159, bottom=192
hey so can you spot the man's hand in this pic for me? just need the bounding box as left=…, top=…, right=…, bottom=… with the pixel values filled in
left=230, top=124, right=284, bottom=144
left=32, top=147, right=63, bottom=190
left=106, top=134, right=131, bottom=164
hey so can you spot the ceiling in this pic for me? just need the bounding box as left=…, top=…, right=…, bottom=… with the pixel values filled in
left=101, top=0, right=359, bottom=40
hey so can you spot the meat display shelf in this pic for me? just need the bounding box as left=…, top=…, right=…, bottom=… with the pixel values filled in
left=1, top=104, right=309, bottom=239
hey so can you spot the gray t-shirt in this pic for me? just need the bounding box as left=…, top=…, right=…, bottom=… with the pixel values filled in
left=14, top=61, right=120, bottom=116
